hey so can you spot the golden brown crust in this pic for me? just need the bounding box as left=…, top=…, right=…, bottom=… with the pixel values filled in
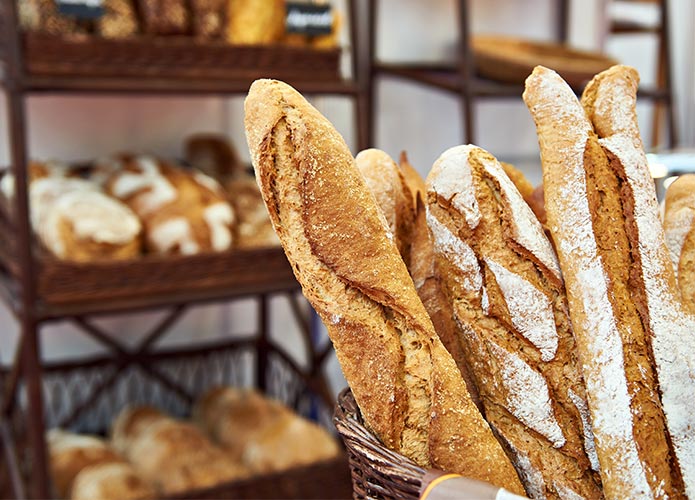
left=70, top=462, right=156, bottom=500
left=48, top=430, right=124, bottom=499
left=500, top=161, right=535, bottom=201
left=112, top=406, right=247, bottom=494
left=244, top=79, right=523, bottom=491
left=427, top=145, right=601, bottom=499
left=355, top=148, right=416, bottom=267
left=524, top=64, right=681, bottom=499
left=399, top=151, right=427, bottom=209
left=664, top=175, right=695, bottom=312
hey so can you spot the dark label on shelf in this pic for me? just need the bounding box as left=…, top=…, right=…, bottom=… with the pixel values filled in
left=285, top=2, right=333, bottom=36
left=55, top=0, right=104, bottom=19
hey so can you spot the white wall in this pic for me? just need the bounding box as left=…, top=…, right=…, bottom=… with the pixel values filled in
left=1, top=0, right=693, bottom=402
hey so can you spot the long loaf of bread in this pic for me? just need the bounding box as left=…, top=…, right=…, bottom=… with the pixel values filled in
left=426, top=144, right=601, bottom=499
left=244, top=79, right=523, bottom=491
left=580, top=64, right=695, bottom=498
left=523, top=65, right=688, bottom=499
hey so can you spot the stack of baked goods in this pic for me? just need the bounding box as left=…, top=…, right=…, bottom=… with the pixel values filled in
left=0, top=154, right=244, bottom=262
left=18, top=0, right=341, bottom=48
left=47, top=387, right=340, bottom=499
left=185, top=134, right=280, bottom=248
left=244, top=69, right=695, bottom=498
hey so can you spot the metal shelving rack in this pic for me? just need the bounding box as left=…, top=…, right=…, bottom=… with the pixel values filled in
left=365, top=0, right=677, bottom=148
left=0, top=1, right=366, bottom=497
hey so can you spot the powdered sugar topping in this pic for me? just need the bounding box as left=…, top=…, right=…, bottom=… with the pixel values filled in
left=429, top=145, right=482, bottom=230
left=485, top=258, right=558, bottom=361
left=488, top=341, right=566, bottom=448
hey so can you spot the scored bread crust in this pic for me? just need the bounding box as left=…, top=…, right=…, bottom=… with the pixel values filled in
left=426, top=144, right=601, bottom=499
left=581, top=64, right=695, bottom=499
left=244, top=79, right=523, bottom=491
left=524, top=65, right=682, bottom=499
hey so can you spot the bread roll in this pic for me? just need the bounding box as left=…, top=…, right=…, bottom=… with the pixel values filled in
left=244, top=78, right=523, bottom=492
left=47, top=429, right=124, bottom=499
left=193, top=387, right=287, bottom=461
left=579, top=64, right=695, bottom=498
left=426, top=144, right=601, bottom=499
left=355, top=148, right=416, bottom=266
left=226, top=176, right=280, bottom=248
left=111, top=406, right=247, bottom=494
left=105, top=155, right=235, bottom=255
left=524, top=65, right=689, bottom=499
left=30, top=177, right=142, bottom=262
left=97, top=0, right=138, bottom=39
left=194, top=387, right=339, bottom=473
left=185, top=134, right=244, bottom=181
left=70, top=462, right=155, bottom=500
left=663, top=175, right=695, bottom=312
left=226, top=0, right=285, bottom=45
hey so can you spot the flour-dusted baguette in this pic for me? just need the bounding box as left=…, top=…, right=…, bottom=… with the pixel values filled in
left=524, top=65, right=685, bottom=499
left=426, top=145, right=601, bottom=499
left=244, top=79, right=523, bottom=491
left=355, top=148, right=416, bottom=267
left=580, top=64, right=695, bottom=498
left=664, top=175, right=695, bottom=312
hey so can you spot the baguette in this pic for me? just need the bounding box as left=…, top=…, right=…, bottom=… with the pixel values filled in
left=399, top=151, right=426, bottom=208
left=355, top=148, right=416, bottom=267
left=523, top=65, right=685, bottom=499
left=663, top=174, right=695, bottom=312
left=426, top=144, right=601, bottom=499
left=580, top=64, right=695, bottom=498
left=244, top=78, right=523, bottom=491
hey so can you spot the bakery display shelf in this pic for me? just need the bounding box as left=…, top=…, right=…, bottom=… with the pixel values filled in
left=2, top=329, right=353, bottom=499
left=0, top=247, right=298, bottom=319
left=373, top=61, right=674, bottom=101
left=0, top=33, right=345, bottom=94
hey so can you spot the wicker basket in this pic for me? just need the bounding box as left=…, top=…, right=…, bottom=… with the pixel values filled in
left=334, top=388, right=427, bottom=500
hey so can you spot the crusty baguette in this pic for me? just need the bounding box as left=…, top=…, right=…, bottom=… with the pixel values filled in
left=244, top=78, right=523, bottom=491
left=663, top=174, right=695, bottom=312
left=524, top=65, right=684, bottom=499
left=500, top=161, right=535, bottom=201
left=427, top=144, right=601, bottom=499
left=581, top=64, right=695, bottom=499
left=408, top=191, right=482, bottom=410
left=399, top=151, right=426, bottom=208
left=355, top=148, right=416, bottom=267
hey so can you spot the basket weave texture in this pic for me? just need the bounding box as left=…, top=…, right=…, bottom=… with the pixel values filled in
left=334, top=388, right=427, bottom=500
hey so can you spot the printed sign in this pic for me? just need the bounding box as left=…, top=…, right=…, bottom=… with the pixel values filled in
left=55, top=0, right=104, bottom=19
left=285, top=2, right=333, bottom=36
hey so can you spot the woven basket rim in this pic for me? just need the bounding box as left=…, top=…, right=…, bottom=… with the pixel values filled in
left=333, top=388, right=427, bottom=500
